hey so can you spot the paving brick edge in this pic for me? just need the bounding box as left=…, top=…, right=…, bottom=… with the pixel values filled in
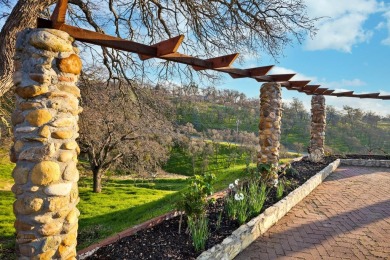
left=196, top=159, right=341, bottom=260
left=340, top=159, right=390, bottom=168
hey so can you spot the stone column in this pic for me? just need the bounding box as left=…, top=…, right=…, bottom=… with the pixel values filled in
left=258, top=82, right=282, bottom=170
left=308, top=95, right=326, bottom=162
left=10, top=28, right=82, bottom=259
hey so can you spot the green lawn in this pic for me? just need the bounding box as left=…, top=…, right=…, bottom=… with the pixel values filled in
left=0, top=148, right=15, bottom=257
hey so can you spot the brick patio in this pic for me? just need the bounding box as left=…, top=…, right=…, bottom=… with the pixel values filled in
left=235, top=166, right=390, bottom=260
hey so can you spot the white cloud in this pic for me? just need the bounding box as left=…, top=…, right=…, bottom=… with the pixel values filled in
left=381, top=10, right=390, bottom=45
left=304, top=0, right=380, bottom=52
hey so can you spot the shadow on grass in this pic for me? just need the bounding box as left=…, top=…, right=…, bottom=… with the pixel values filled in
left=77, top=191, right=181, bottom=250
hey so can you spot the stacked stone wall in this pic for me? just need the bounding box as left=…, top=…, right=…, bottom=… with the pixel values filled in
left=308, top=95, right=326, bottom=162
left=258, top=83, right=282, bottom=166
left=11, top=28, right=82, bottom=259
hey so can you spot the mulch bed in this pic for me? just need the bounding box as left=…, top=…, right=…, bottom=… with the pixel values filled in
left=86, top=156, right=339, bottom=260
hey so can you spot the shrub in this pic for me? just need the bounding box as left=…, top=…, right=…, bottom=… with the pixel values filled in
left=176, top=172, right=215, bottom=251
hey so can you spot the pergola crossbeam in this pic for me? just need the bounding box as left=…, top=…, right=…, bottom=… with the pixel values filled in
left=139, top=35, right=184, bottom=60
left=228, top=65, right=274, bottom=78
left=283, top=80, right=311, bottom=90
left=37, top=0, right=389, bottom=101
left=353, top=93, right=380, bottom=98
left=331, top=91, right=354, bottom=97
left=256, top=74, right=296, bottom=82
left=192, top=53, right=239, bottom=71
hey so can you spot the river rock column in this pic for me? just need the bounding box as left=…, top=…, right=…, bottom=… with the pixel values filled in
left=308, top=95, right=326, bottom=162
left=258, top=83, right=282, bottom=182
left=10, top=28, right=82, bottom=259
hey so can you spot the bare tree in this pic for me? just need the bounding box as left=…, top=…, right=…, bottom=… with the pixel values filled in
left=78, top=67, right=175, bottom=192
left=0, top=0, right=317, bottom=96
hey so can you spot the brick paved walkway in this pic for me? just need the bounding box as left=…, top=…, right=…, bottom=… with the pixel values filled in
left=235, top=166, right=390, bottom=260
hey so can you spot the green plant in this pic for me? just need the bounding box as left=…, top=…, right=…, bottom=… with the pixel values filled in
left=176, top=172, right=215, bottom=250
left=276, top=179, right=285, bottom=200
left=176, top=173, right=215, bottom=219
left=187, top=215, right=209, bottom=252
left=247, top=179, right=267, bottom=216
left=225, top=179, right=249, bottom=225
left=216, top=210, right=223, bottom=230
left=257, top=163, right=278, bottom=185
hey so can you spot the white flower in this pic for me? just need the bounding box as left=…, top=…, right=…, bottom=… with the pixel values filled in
left=228, top=183, right=235, bottom=189
left=273, top=179, right=279, bottom=188
left=234, top=179, right=239, bottom=186
left=234, top=193, right=244, bottom=201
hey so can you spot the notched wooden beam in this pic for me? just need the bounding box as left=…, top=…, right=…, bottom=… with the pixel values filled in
left=139, top=35, right=184, bottom=60
left=192, top=53, right=239, bottom=71
left=353, top=93, right=380, bottom=98
left=322, top=90, right=335, bottom=95
left=301, top=85, right=320, bottom=93
left=331, top=91, right=354, bottom=97
left=256, top=74, right=296, bottom=82
left=228, top=65, right=274, bottom=78
left=313, top=88, right=328, bottom=94
left=283, top=80, right=311, bottom=90
left=51, top=0, right=68, bottom=28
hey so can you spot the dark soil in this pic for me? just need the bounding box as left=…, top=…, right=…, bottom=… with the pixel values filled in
left=86, top=156, right=339, bottom=260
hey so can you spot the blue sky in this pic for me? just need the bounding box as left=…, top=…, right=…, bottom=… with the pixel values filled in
left=1, top=0, right=389, bottom=115
left=220, top=0, right=390, bottom=116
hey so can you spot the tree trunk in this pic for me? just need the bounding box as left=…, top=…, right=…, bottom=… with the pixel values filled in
left=0, top=0, right=55, bottom=96
left=93, top=168, right=103, bottom=193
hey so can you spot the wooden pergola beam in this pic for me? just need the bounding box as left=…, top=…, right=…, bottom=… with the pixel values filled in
left=353, top=93, right=380, bottom=98
left=301, top=85, right=320, bottom=93
left=139, top=35, right=184, bottom=60
left=313, top=88, right=328, bottom=94
left=50, top=0, right=68, bottom=27
left=282, top=80, right=311, bottom=90
left=322, top=90, right=335, bottom=95
left=38, top=0, right=388, bottom=101
left=192, top=53, right=239, bottom=71
left=331, top=91, right=354, bottom=97
left=228, top=65, right=274, bottom=78
left=256, top=74, right=296, bottom=82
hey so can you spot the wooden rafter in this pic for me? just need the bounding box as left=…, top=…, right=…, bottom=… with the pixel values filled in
left=353, top=93, right=380, bottom=99
left=139, top=35, right=184, bottom=60
left=331, top=91, right=354, bottom=97
left=192, top=53, right=239, bottom=71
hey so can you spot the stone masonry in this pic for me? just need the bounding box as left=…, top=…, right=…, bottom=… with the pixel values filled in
left=258, top=82, right=282, bottom=169
left=10, top=28, right=82, bottom=259
left=308, top=95, right=326, bottom=162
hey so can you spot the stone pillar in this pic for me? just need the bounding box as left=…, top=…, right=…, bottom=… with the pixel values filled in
left=308, top=95, right=326, bottom=162
left=258, top=82, right=282, bottom=168
left=10, top=28, right=82, bottom=259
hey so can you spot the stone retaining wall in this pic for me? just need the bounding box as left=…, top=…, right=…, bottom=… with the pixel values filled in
left=197, top=159, right=341, bottom=260
left=11, top=28, right=81, bottom=259
left=340, top=159, right=390, bottom=168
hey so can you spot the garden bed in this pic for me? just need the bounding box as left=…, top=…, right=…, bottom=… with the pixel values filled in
left=81, top=156, right=340, bottom=259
